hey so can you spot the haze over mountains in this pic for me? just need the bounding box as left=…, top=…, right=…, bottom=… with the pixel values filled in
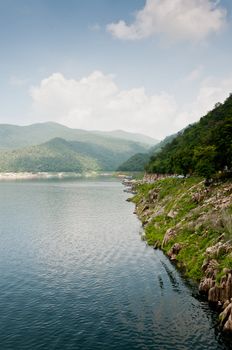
left=118, top=133, right=177, bottom=171
left=0, top=122, right=158, bottom=150
left=0, top=122, right=158, bottom=172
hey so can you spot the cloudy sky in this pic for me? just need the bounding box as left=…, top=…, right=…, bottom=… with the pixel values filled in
left=0, top=0, right=232, bottom=139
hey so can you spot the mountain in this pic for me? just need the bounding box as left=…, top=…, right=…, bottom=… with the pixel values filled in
left=117, top=153, right=151, bottom=172
left=117, top=132, right=178, bottom=171
left=149, top=132, right=179, bottom=155
left=92, top=129, right=158, bottom=146
left=0, top=122, right=155, bottom=150
left=0, top=136, right=149, bottom=173
left=146, top=94, right=232, bottom=177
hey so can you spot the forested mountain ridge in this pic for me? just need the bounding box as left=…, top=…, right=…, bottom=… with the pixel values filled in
left=0, top=122, right=156, bottom=172
left=0, top=122, right=156, bottom=150
left=117, top=132, right=178, bottom=172
left=146, top=95, right=232, bottom=177
left=0, top=137, right=149, bottom=172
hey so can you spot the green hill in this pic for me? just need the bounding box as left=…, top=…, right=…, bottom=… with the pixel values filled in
left=117, top=132, right=178, bottom=171
left=117, top=153, right=151, bottom=172
left=0, top=122, right=155, bottom=150
left=0, top=137, right=148, bottom=173
left=146, top=95, right=232, bottom=178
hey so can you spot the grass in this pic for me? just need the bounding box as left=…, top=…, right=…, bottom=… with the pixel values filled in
left=133, top=176, right=232, bottom=282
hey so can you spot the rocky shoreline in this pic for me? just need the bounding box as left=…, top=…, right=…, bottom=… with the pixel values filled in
left=125, top=175, right=232, bottom=333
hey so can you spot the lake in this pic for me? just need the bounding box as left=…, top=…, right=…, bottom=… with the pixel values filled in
left=0, top=178, right=230, bottom=349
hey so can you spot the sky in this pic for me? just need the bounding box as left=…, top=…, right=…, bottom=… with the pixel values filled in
left=0, top=0, right=232, bottom=139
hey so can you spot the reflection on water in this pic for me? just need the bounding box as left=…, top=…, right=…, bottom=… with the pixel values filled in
left=0, top=178, right=231, bottom=349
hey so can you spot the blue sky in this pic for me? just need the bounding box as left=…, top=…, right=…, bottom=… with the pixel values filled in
left=0, top=0, right=232, bottom=138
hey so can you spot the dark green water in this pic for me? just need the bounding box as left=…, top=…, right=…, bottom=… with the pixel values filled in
left=0, top=178, right=231, bottom=349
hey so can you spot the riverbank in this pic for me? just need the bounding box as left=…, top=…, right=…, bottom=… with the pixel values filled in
left=129, top=176, right=232, bottom=332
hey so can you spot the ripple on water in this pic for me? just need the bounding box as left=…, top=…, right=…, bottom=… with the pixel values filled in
left=0, top=179, right=230, bottom=350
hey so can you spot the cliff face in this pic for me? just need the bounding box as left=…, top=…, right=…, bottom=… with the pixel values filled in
left=131, top=177, right=232, bottom=332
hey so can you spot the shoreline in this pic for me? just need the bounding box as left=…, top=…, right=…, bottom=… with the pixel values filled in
left=0, top=171, right=118, bottom=181
left=126, top=175, right=232, bottom=333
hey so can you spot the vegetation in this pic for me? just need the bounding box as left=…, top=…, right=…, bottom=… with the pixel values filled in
left=146, top=95, right=232, bottom=177
left=118, top=132, right=177, bottom=171
left=0, top=137, right=149, bottom=172
left=132, top=177, right=232, bottom=281
left=0, top=122, right=155, bottom=172
left=0, top=122, right=154, bottom=150
left=117, top=153, right=150, bottom=171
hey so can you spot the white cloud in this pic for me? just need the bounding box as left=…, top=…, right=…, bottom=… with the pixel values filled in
left=195, top=77, right=232, bottom=111
left=107, top=0, right=227, bottom=42
left=30, top=71, right=232, bottom=139
left=175, top=75, right=232, bottom=129
left=30, top=71, right=177, bottom=139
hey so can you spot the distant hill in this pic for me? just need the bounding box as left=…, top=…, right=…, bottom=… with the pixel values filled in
left=117, top=132, right=178, bottom=171
left=146, top=95, right=232, bottom=177
left=149, top=132, right=179, bottom=155
left=92, top=129, right=158, bottom=146
left=0, top=136, right=149, bottom=173
left=117, top=153, right=151, bottom=172
left=0, top=122, right=156, bottom=150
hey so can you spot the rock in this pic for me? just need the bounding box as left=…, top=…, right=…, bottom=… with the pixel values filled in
left=153, top=240, right=161, bottom=249
left=162, top=228, right=176, bottom=246
left=140, top=204, right=149, bottom=213
left=167, top=209, right=178, bottom=218
left=205, top=242, right=231, bottom=259
left=223, top=267, right=231, bottom=275
left=224, top=315, right=232, bottom=332
left=208, top=283, right=220, bottom=302
left=220, top=281, right=228, bottom=302
left=148, top=189, right=159, bottom=203
left=170, top=254, right=177, bottom=261
left=167, top=243, right=182, bottom=261
left=192, top=192, right=205, bottom=203
left=223, top=300, right=230, bottom=310
left=226, top=273, right=232, bottom=300
left=219, top=302, right=232, bottom=326
left=202, top=259, right=219, bottom=278
left=199, top=277, right=214, bottom=294
left=172, top=243, right=182, bottom=254
left=221, top=300, right=232, bottom=332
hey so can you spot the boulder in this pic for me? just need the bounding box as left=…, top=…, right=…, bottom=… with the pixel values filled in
left=199, top=277, right=214, bottom=294
left=162, top=228, right=176, bottom=246
left=208, top=283, right=220, bottom=302
left=202, top=259, right=219, bottom=279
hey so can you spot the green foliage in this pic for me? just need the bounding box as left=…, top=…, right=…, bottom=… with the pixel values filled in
left=221, top=206, right=232, bottom=241
left=134, top=177, right=231, bottom=281
left=0, top=122, right=154, bottom=151
left=0, top=136, right=149, bottom=172
left=117, top=153, right=150, bottom=171
left=146, top=94, right=232, bottom=177
left=193, top=146, right=216, bottom=178
left=117, top=132, right=178, bottom=172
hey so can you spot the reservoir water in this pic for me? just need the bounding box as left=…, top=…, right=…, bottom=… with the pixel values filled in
left=0, top=178, right=231, bottom=349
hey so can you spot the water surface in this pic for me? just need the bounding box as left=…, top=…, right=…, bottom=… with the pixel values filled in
left=0, top=178, right=230, bottom=349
